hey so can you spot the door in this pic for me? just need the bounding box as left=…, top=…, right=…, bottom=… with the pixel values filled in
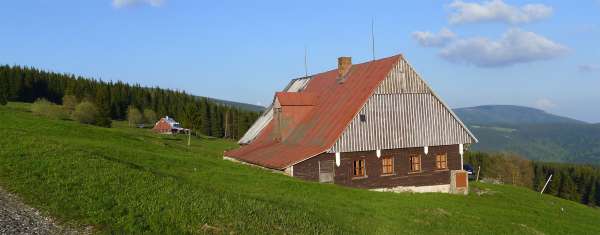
left=319, top=160, right=335, bottom=183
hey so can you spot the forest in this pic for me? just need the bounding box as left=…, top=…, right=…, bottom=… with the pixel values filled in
left=0, top=65, right=260, bottom=139
left=465, top=151, right=600, bottom=207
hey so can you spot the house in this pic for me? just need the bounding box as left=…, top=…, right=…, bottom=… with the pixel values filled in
left=224, top=54, right=477, bottom=193
left=153, top=116, right=188, bottom=134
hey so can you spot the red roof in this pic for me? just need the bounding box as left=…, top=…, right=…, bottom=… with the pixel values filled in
left=275, top=92, right=316, bottom=106
left=225, top=55, right=402, bottom=170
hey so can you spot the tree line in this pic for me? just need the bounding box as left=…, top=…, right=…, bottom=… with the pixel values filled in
left=465, top=151, right=600, bottom=207
left=0, top=65, right=260, bottom=139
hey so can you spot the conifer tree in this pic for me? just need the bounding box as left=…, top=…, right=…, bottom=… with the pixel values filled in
left=0, top=64, right=260, bottom=136
left=95, top=85, right=112, bottom=127
left=0, top=84, right=7, bottom=105
left=200, top=98, right=211, bottom=135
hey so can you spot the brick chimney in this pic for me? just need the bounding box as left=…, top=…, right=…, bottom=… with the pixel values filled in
left=337, top=56, right=352, bottom=78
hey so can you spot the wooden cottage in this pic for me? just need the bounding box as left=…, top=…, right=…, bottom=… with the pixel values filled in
left=153, top=116, right=188, bottom=134
left=224, top=54, right=477, bottom=193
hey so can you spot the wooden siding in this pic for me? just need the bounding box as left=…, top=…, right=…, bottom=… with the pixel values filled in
left=238, top=76, right=312, bottom=144
left=330, top=93, right=473, bottom=152
left=329, top=57, right=476, bottom=153
left=375, top=58, right=429, bottom=94
left=294, top=145, right=460, bottom=189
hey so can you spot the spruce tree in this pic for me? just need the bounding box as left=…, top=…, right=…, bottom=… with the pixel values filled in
left=200, top=98, right=211, bottom=136
left=95, top=86, right=112, bottom=127
left=0, top=83, right=7, bottom=105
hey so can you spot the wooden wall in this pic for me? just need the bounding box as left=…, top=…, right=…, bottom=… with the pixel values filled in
left=294, top=145, right=461, bottom=189
left=329, top=57, right=475, bottom=153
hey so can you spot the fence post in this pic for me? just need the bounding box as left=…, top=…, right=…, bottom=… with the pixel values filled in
left=540, top=174, right=553, bottom=194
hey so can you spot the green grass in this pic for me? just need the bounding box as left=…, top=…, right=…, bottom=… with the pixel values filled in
left=1, top=102, right=599, bottom=234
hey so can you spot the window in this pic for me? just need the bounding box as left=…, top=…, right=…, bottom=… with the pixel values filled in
left=359, top=114, right=366, bottom=122
left=382, top=156, right=394, bottom=175
left=436, top=153, right=448, bottom=169
left=353, top=159, right=366, bottom=177
left=410, top=154, right=421, bottom=172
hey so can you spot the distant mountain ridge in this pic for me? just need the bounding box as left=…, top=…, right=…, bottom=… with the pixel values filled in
left=193, top=96, right=265, bottom=112
left=454, top=105, right=586, bottom=125
left=453, top=105, right=600, bottom=164
left=207, top=97, right=265, bottom=112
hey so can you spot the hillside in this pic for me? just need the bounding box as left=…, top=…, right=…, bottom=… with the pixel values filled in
left=454, top=105, right=600, bottom=164
left=454, top=105, right=585, bottom=125
left=205, top=97, right=265, bottom=112
left=1, top=102, right=599, bottom=234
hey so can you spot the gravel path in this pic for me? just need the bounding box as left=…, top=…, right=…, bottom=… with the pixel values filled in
left=0, top=186, right=82, bottom=235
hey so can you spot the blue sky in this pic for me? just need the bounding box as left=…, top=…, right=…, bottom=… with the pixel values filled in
left=1, top=0, right=599, bottom=122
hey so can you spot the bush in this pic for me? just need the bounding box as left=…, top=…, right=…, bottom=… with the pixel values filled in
left=0, top=94, right=6, bottom=106
left=71, top=101, right=99, bottom=125
left=62, top=95, right=78, bottom=114
left=31, top=99, right=69, bottom=119
left=143, top=109, right=157, bottom=124
left=465, top=152, right=533, bottom=188
left=127, top=105, right=143, bottom=127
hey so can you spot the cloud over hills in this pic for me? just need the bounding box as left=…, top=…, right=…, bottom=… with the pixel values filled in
left=439, top=28, right=568, bottom=67
left=413, top=0, right=566, bottom=68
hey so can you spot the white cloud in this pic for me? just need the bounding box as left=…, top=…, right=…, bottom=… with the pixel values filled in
left=534, top=98, right=556, bottom=110
left=578, top=64, right=600, bottom=72
left=112, top=0, right=164, bottom=9
left=439, top=28, right=568, bottom=67
left=448, top=0, right=552, bottom=24
left=412, top=28, right=456, bottom=47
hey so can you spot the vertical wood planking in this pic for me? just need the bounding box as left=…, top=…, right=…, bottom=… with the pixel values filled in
left=329, top=58, right=475, bottom=153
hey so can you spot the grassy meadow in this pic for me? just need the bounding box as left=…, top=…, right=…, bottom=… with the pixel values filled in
left=1, top=102, right=599, bottom=234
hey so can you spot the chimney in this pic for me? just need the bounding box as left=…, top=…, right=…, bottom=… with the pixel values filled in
left=337, top=56, right=352, bottom=78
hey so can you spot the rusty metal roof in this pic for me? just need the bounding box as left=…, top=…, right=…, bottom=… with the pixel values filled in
left=275, top=92, right=316, bottom=106
left=224, top=55, right=402, bottom=170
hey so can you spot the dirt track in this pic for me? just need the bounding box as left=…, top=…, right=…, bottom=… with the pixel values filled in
left=0, top=186, right=80, bottom=235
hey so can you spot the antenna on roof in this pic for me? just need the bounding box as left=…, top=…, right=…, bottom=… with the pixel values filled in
left=304, top=45, right=308, bottom=77
left=371, top=17, right=376, bottom=61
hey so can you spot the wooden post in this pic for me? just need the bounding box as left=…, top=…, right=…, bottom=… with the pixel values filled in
left=476, top=165, right=481, bottom=182
left=187, top=129, right=191, bottom=147
left=540, top=174, right=553, bottom=194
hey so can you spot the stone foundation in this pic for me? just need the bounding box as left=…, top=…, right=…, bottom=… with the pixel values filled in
left=371, top=184, right=450, bottom=193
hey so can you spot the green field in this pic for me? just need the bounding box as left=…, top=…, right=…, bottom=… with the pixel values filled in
left=1, top=102, right=599, bottom=234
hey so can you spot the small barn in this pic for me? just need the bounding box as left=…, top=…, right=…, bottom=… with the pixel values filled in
left=152, top=116, right=188, bottom=134
left=224, top=54, right=477, bottom=193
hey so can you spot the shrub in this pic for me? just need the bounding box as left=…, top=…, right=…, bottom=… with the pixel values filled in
left=62, top=95, right=78, bottom=114
left=31, top=98, right=69, bottom=119
left=71, top=101, right=99, bottom=125
left=143, top=109, right=157, bottom=124
left=127, top=105, right=143, bottom=127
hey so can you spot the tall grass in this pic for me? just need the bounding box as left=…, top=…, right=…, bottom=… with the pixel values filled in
left=1, top=102, right=600, bottom=234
